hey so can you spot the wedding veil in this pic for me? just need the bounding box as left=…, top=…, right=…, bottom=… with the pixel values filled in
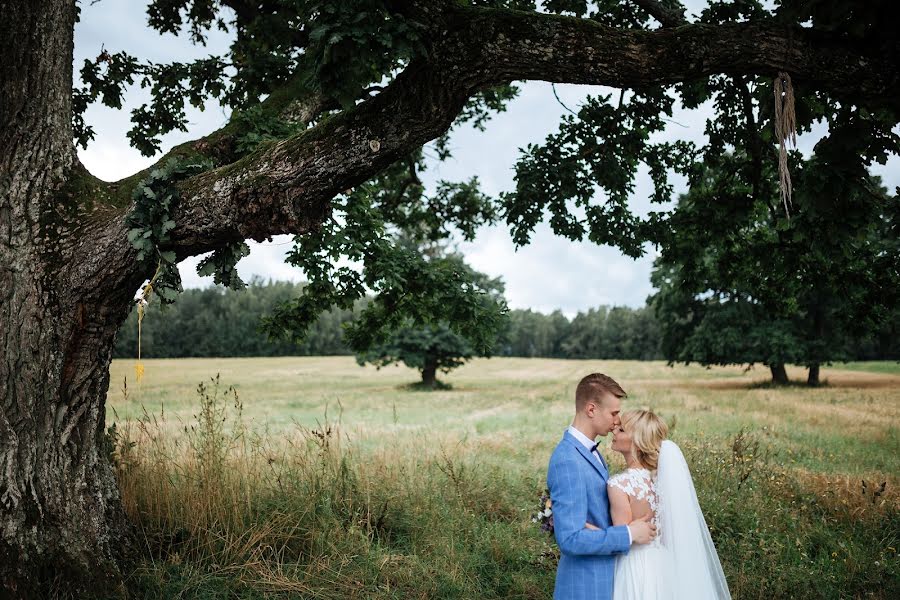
left=657, top=439, right=731, bottom=599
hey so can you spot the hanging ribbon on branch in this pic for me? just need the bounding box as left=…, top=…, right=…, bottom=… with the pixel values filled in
left=134, top=262, right=162, bottom=383
left=773, top=71, right=797, bottom=216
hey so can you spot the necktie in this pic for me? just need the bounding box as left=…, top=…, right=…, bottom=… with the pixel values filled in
left=590, top=443, right=606, bottom=468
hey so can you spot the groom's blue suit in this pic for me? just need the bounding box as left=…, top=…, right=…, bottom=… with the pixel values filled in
left=548, top=430, right=631, bottom=600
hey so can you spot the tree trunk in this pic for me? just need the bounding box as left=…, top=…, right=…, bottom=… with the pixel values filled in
left=807, top=298, right=825, bottom=387
left=807, top=363, right=821, bottom=386
left=769, top=363, right=789, bottom=385
left=1, top=0, right=139, bottom=595
left=421, top=358, right=438, bottom=388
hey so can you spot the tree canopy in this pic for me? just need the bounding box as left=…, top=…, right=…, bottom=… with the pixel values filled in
left=652, top=154, right=899, bottom=384
left=353, top=234, right=508, bottom=386
left=73, top=0, right=900, bottom=355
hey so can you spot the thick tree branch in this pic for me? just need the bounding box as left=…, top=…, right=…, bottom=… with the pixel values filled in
left=165, top=55, right=479, bottom=255
left=467, top=7, right=898, bottom=107
left=98, top=5, right=899, bottom=264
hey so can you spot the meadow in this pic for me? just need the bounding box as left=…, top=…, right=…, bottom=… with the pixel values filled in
left=106, top=357, right=900, bottom=599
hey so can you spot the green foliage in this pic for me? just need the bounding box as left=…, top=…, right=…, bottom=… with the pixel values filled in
left=196, top=241, right=251, bottom=290
left=500, top=306, right=662, bottom=360
left=75, top=1, right=436, bottom=154
left=357, top=324, right=477, bottom=385
left=299, top=1, right=427, bottom=109
left=126, top=158, right=211, bottom=302
left=650, top=153, right=900, bottom=376
left=502, top=89, right=695, bottom=255
left=563, top=306, right=662, bottom=360
left=146, top=0, right=222, bottom=43
left=113, top=277, right=899, bottom=362
left=502, top=309, right=573, bottom=358
left=231, top=105, right=302, bottom=155
left=112, top=277, right=665, bottom=361
left=776, top=0, right=898, bottom=43
left=113, top=279, right=359, bottom=358
left=263, top=186, right=507, bottom=355
left=75, top=49, right=228, bottom=155
left=73, top=49, right=142, bottom=148
left=500, top=0, right=898, bottom=266
left=129, top=57, right=230, bottom=156
left=355, top=240, right=507, bottom=385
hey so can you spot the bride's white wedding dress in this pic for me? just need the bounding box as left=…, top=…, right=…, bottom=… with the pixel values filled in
left=609, top=467, right=673, bottom=600
left=610, top=441, right=731, bottom=600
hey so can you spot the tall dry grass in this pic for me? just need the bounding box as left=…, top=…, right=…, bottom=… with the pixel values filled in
left=108, top=363, right=899, bottom=599
left=114, top=375, right=552, bottom=598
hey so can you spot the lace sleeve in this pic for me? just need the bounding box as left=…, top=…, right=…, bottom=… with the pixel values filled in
left=607, top=469, right=654, bottom=503
left=608, top=474, right=629, bottom=494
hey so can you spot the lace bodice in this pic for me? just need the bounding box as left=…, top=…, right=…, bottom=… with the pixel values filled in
left=608, top=467, right=660, bottom=532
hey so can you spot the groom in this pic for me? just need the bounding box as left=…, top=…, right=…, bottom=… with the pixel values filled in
left=547, top=373, right=656, bottom=599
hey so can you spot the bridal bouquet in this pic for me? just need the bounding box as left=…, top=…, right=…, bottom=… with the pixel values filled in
left=531, top=489, right=554, bottom=534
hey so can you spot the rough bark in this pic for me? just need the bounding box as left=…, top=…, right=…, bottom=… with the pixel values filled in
left=165, top=55, right=479, bottom=256
left=0, top=1, right=137, bottom=597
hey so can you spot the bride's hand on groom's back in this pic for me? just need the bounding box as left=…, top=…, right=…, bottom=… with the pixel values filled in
left=584, top=522, right=600, bottom=530
left=627, top=513, right=657, bottom=545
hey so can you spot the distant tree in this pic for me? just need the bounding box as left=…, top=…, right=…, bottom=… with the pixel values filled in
left=356, top=323, right=475, bottom=387
left=563, top=307, right=607, bottom=358
left=563, top=305, right=661, bottom=359
left=503, top=309, right=571, bottom=357
left=114, top=279, right=358, bottom=358
left=651, top=155, right=899, bottom=384
left=356, top=237, right=507, bottom=387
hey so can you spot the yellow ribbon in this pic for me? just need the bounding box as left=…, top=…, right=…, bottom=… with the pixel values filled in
left=134, top=262, right=162, bottom=384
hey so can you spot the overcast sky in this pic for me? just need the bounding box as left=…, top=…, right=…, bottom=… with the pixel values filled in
left=74, top=2, right=899, bottom=316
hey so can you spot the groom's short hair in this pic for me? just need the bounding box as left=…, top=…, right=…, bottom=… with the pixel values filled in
left=576, top=373, right=626, bottom=410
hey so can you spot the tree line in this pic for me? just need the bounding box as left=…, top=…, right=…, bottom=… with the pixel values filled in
left=113, top=278, right=662, bottom=360
left=114, top=277, right=898, bottom=363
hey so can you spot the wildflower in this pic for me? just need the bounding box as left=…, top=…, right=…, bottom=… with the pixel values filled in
left=532, top=490, right=554, bottom=535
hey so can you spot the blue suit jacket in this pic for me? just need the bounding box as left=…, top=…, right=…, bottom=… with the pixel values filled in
left=548, top=431, right=631, bottom=600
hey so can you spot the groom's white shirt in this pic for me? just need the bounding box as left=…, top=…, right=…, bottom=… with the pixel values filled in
left=567, top=425, right=632, bottom=545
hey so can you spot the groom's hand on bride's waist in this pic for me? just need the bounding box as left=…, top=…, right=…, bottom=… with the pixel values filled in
left=627, top=514, right=657, bottom=545
left=582, top=517, right=656, bottom=545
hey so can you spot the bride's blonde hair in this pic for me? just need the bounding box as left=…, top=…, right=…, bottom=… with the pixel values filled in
left=620, top=410, right=668, bottom=470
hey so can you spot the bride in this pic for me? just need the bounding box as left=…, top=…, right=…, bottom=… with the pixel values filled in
left=588, top=409, right=731, bottom=600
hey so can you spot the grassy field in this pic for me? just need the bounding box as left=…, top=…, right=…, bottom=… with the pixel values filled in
left=106, top=358, right=900, bottom=599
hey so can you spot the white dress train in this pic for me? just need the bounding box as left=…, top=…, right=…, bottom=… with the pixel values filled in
left=609, top=442, right=731, bottom=599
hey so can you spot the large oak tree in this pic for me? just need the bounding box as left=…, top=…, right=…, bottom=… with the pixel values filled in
left=1, top=0, right=897, bottom=595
